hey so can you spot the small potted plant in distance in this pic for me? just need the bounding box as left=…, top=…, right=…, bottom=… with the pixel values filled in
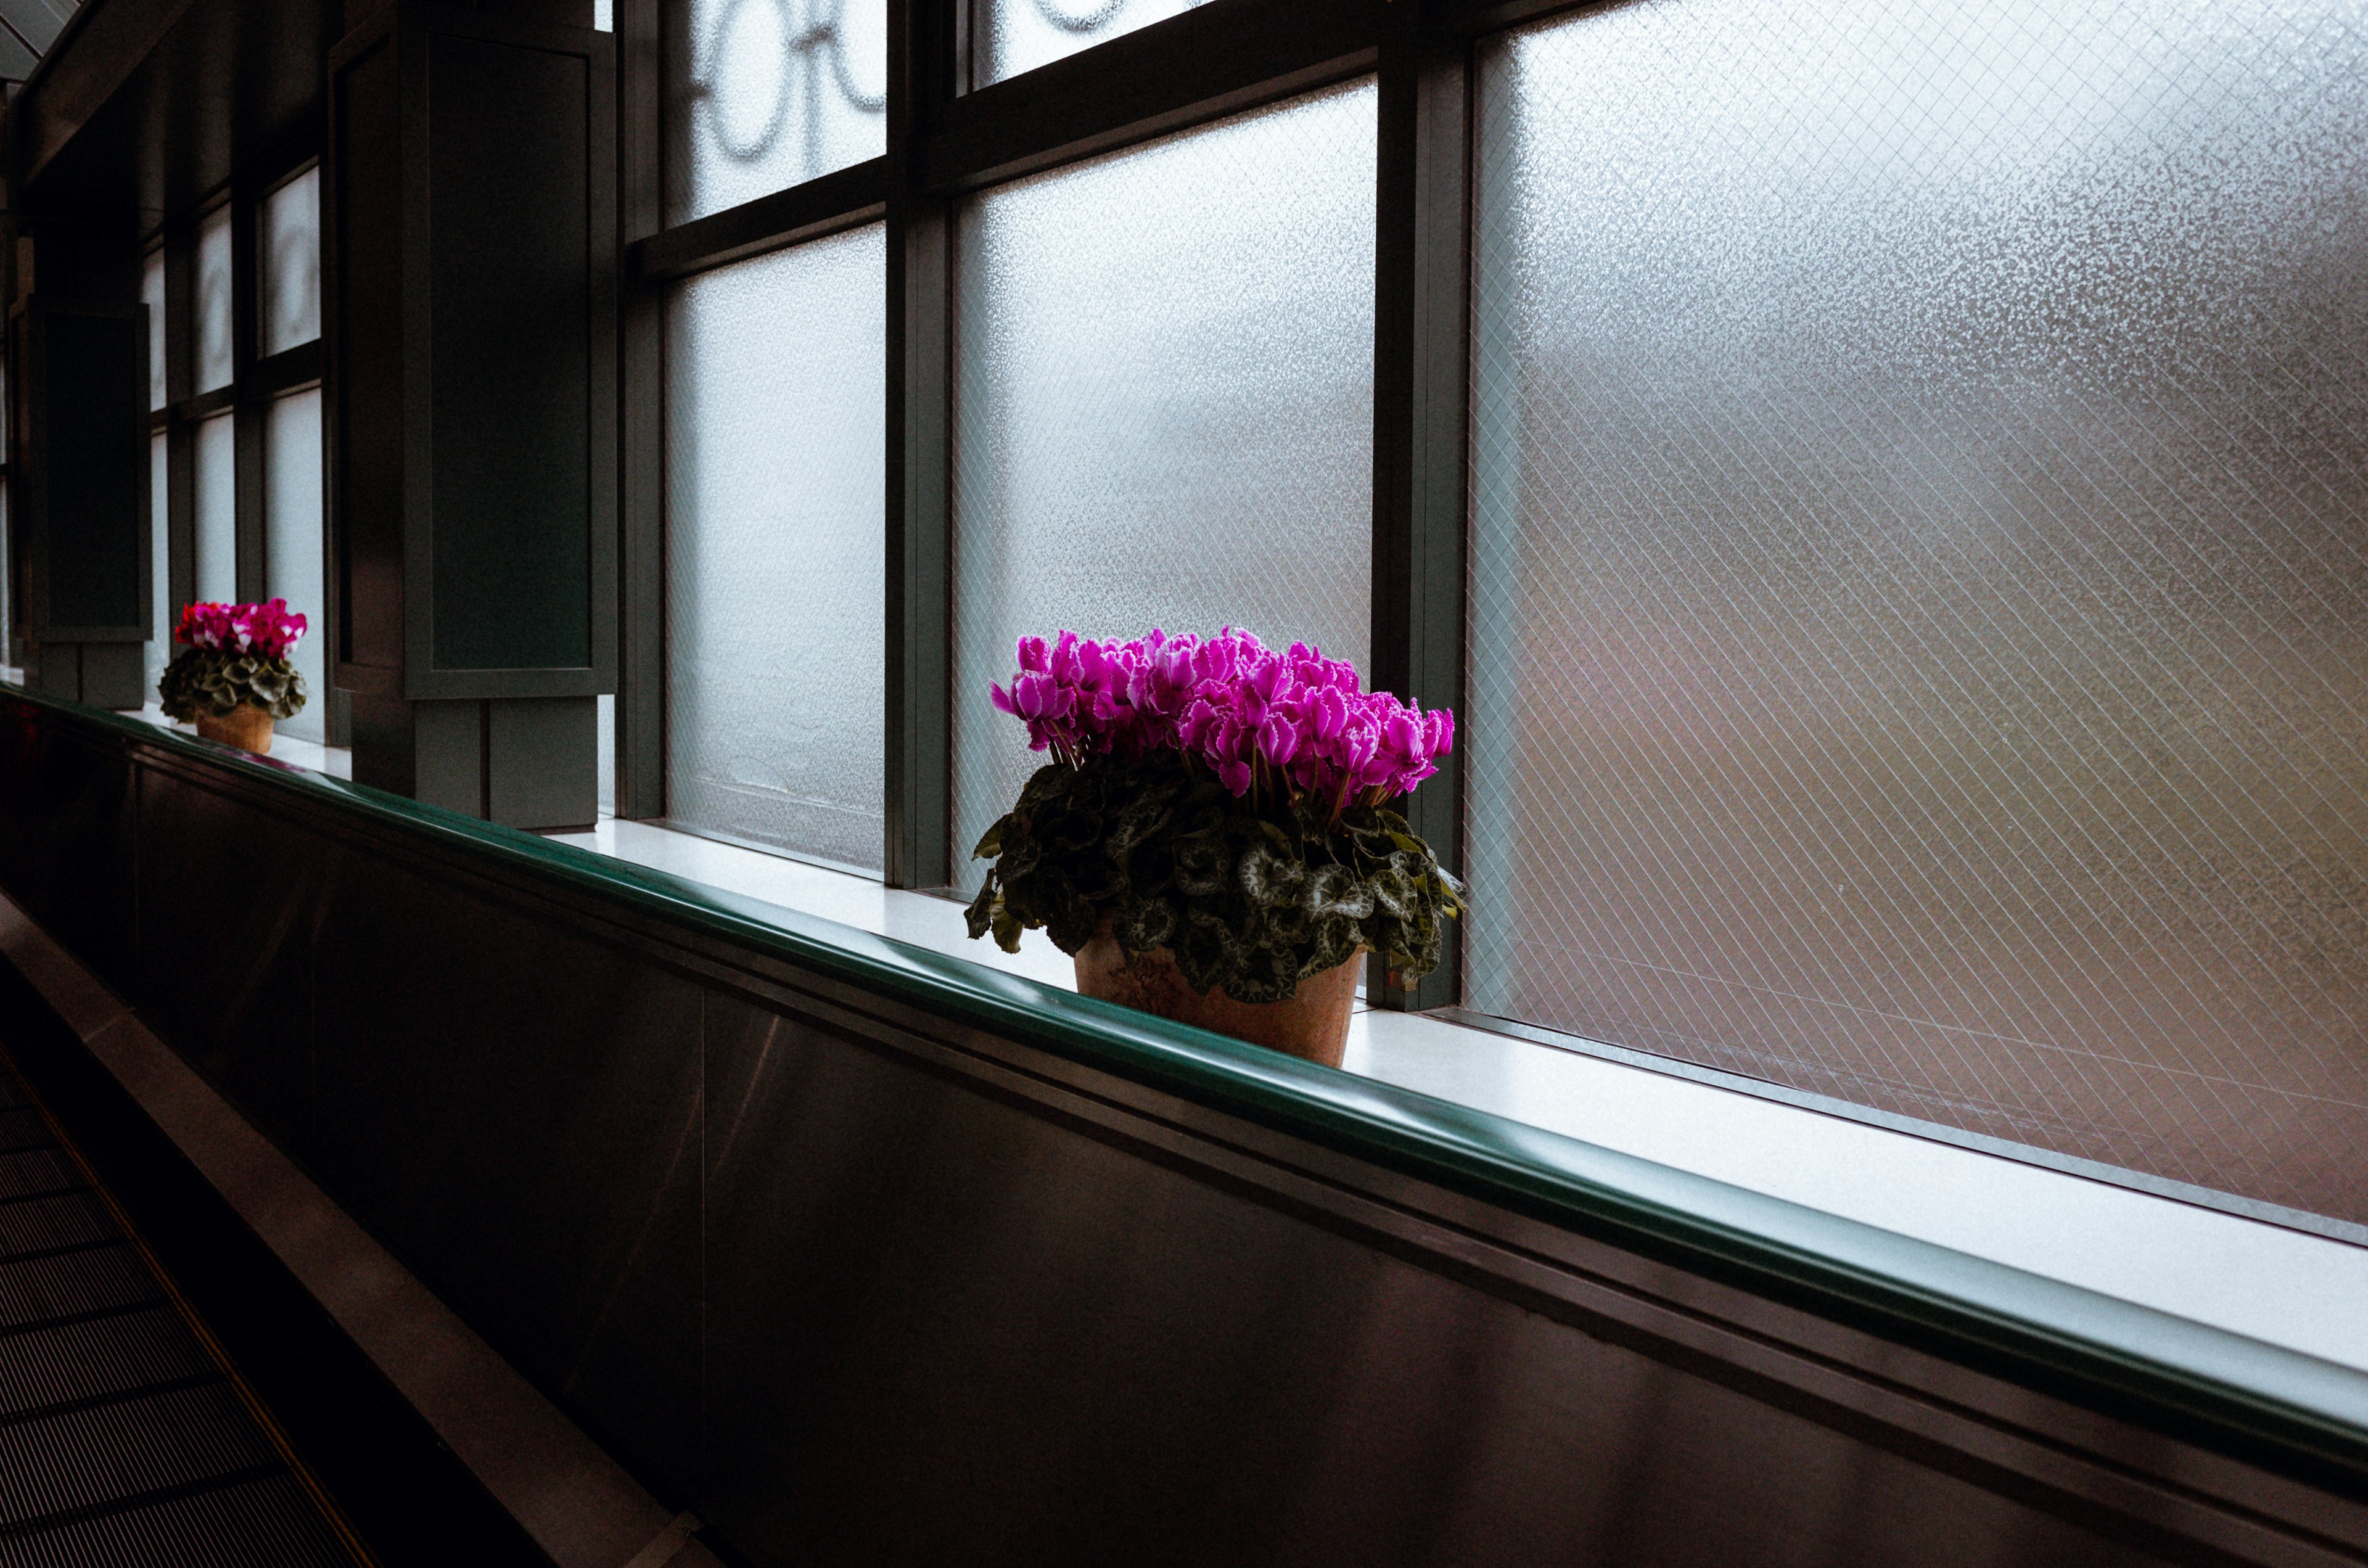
left=966, top=628, right=1463, bottom=1067
left=158, top=599, right=309, bottom=755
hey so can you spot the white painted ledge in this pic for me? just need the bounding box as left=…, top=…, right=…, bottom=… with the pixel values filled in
left=72, top=700, right=2368, bottom=1378
left=548, top=820, right=2368, bottom=1380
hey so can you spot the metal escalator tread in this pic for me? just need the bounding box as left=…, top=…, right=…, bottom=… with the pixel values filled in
left=0, top=1053, right=369, bottom=1566
left=0, top=1152, right=76, bottom=1203
left=0, top=1472, right=353, bottom=1567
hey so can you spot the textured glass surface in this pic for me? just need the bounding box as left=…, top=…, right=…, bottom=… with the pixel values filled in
left=979, top=0, right=1209, bottom=85
left=666, top=225, right=886, bottom=870
left=664, top=0, right=886, bottom=227
left=195, top=207, right=234, bottom=394
left=193, top=413, right=236, bottom=604
left=146, top=435, right=168, bottom=700
left=143, top=252, right=166, bottom=411
left=260, top=168, right=321, bottom=358
left=598, top=693, right=615, bottom=815
left=950, top=83, right=1376, bottom=892
left=1468, top=0, right=2368, bottom=1225
left=265, top=391, right=326, bottom=743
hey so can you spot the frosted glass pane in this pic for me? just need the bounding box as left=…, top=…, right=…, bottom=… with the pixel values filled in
left=144, top=252, right=166, bottom=411
left=665, top=224, right=885, bottom=871
left=194, top=414, right=236, bottom=604
left=979, top=0, right=1210, bottom=85
left=195, top=207, right=234, bottom=394
left=260, top=168, right=321, bottom=358
left=1468, top=0, right=2368, bottom=1226
left=597, top=692, right=615, bottom=815
left=950, top=82, right=1376, bottom=892
left=265, top=391, right=326, bottom=743
left=146, top=435, right=168, bottom=701
left=664, top=0, right=886, bottom=227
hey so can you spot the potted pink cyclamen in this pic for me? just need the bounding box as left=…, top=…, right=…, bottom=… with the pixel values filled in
left=966, top=628, right=1462, bottom=1067
left=157, top=599, right=310, bottom=755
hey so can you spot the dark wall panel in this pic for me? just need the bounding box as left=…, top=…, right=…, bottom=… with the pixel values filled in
left=698, top=991, right=2155, bottom=1568
left=1, top=697, right=2361, bottom=1568
left=425, top=31, right=591, bottom=673
left=0, top=721, right=136, bottom=993
left=35, top=313, right=149, bottom=634
left=309, top=848, right=701, bottom=1495
left=132, top=767, right=326, bottom=1149
left=332, top=36, right=407, bottom=675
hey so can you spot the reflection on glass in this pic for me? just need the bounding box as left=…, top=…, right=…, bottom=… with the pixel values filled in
left=146, top=435, right=168, bottom=704
left=144, top=252, right=167, bottom=411
left=265, top=391, right=326, bottom=742
left=666, top=224, right=886, bottom=870
left=260, top=168, right=321, bottom=358
left=950, top=81, right=1376, bottom=892
left=195, top=208, right=234, bottom=393
left=194, top=414, right=236, bottom=604
left=980, top=0, right=1209, bottom=84
left=1466, top=0, right=2368, bottom=1225
left=664, top=0, right=886, bottom=227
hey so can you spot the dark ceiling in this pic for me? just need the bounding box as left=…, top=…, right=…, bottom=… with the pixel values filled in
left=12, top=0, right=337, bottom=231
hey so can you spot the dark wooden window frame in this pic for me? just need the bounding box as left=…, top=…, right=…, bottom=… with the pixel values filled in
left=146, top=140, right=334, bottom=736
left=617, top=0, right=1558, bottom=1011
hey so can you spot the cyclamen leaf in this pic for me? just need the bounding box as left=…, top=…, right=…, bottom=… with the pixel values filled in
left=965, top=748, right=1464, bottom=1003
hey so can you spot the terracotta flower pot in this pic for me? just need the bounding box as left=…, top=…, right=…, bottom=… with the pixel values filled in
left=195, top=706, right=274, bottom=754
left=1074, top=924, right=1362, bottom=1068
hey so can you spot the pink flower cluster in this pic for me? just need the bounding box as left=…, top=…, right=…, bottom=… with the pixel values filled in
left=175, top=599, right=308, bottom=661
left=990, top=628, right=1453, bottom=810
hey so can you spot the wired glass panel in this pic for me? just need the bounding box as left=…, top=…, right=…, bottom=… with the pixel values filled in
left=260, top=168, right=322, bottom=358
left=978, top=0, right=1211, bottom=86
left=666, top=224, right=887, bottom=871
left=194, top=414, right=236, bottom=605
left=147, top=434, right=168, bottom=702
left=664, top=0, right=886, bottom=226
left=195, top=208, right=234, bottom=394
left=1467, top=0, right=2368, bottom=1228
left=266, top=391, right=326, bottom=743
left=950, top=81, right=1376, bottom=892
left=144, top=252, right=166, bottom=411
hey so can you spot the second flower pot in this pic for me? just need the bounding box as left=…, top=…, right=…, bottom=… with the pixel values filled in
left=1074, top=926, right=1362, bottom=1068
left=195, top=706, right=274, bottom=754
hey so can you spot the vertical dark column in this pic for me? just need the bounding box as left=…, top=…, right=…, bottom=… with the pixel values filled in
left=11, top=216, right=150, bottom=710
left=883, top=0, right=955, bottom=890
left=1370, top=22, right=1473, bottom=1011
left=614, top=0, right=665, bottom=819
left=326, top=1, right=617, bottom=831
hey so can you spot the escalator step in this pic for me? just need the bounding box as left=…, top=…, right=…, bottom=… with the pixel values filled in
left=0, top=1471, right=355, bottom=1567
left=0, top=1306, right=213, bottom=1419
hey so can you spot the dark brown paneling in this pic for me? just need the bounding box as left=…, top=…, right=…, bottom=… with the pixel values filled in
left=22, top=300, right=149, bottom=641
left=423, top=29, right=593, bottom=672
left=5, top=700, right=2368, bottom=1568
left=329, top=28, right=404, bottom=680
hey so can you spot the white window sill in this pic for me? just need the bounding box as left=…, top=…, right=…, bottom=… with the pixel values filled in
left=549, top=817, right=2368, bottom=1380
left=80, top=700, right=2368, bottom=1380
left=128, top=705, right=355, bottom=779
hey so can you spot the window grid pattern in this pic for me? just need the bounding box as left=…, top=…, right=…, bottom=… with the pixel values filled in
left=1465, top=0, right=2368, bottom=1225
left=948, top=81, right=1379, bottom=894
left=665, top=224, right=889, bottom=871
